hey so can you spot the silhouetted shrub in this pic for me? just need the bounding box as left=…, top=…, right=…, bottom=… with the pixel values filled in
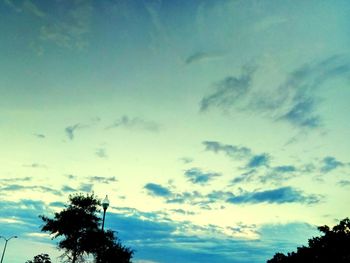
left=267, top=218, right=350, bottom=263
left=25, top=253, right=51, bottom=263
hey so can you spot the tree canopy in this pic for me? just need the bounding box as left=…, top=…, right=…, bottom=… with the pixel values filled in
left=267, top=218, right=350, bottom=263
left=40, top=193, right=133, bottom=263
left=25, top=254, right=52, bottom=263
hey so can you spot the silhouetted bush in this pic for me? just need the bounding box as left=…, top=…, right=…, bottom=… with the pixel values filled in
left=267, top=218, right=350, bottom=263
left=25, top=253, right=51, bottom=263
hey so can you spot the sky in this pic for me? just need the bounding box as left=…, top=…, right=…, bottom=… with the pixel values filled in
left=0, top=0, right=350, bottom=262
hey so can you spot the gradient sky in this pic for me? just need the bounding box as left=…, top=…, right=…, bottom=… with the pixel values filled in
left=1, top=0, right=350, bottom=262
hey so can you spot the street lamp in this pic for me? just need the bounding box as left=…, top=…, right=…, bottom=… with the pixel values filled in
left=101, top=195, right=109, bottom=231
left=0, top=235, right=17, bottom=263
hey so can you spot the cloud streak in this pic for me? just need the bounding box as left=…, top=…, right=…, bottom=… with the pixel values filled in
left=1, top=177, right=32, bottom=183
left=5, top=0, right=92, bottom=51
left=320, top=156, right=344, bottom=173
left=203, top=141, right=252, bottom=160
left=247, top=154, right=270, bottom=168
left=226, top=187, right=321, bottom=205
left=144, top=183, right=172, bottom=197
left=0, top=184, right=61, bottom=195
left=185, top=51, right=223, bottom=65
left=144, top=182, right=232, bottom=209
left=200, top=65, right=256, bottom=112
left=95, top=148, right=108, bottom=159
left=89, top=176, right=117, bottom=184
left=33, top=133, right=46, bottom=139
left=22, top=163, right=47, bottom=168
left=203, top=140, right=343, bottom=185
left=143, top=180, right=321, bottom=208
left=65, top=123, right=85, bottom=140
left=184, top=168, right=221, bottom=185
left=200, top=55, right=350, bottom=129
left=107, top=115, right=160, bottom=132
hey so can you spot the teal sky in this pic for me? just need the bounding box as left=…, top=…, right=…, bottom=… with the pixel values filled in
left=1, top=0, right=350, bottom=262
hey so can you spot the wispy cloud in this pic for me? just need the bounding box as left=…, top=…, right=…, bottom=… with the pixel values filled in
left=79, top=183, right=93, bottom=192
left=33, top=133, right=46, bottom=139
left=65, top=174, right=77, bottom=180
left=49, top=201, right=65, bottom=208
left=0, top=184, right=61, bottom=195
left=144, top=183, right=172, bottom=197
left=170, top=209, right=195, bottom=215
left=144, top=182, right=232, bottom=209
left=65, top=123, right=85, bottom=140
left=107, top=115, right=160, bottom=132
left=95, top=148, right=108, bottom=159
left=200, top=55, right=350, bottom=129
left=4, top=0, right=45, bottom=17
left=0, top=199, right=49, bottom=234
left=338, top=180, right=350, bottom=187
left=226, top=187, right=321, bottom=205
left=206, top=191, right=233, bottom=203
left=22, top=163, right=47, bottom=168
left=0, top=217, right=27, bottom=225
left=258, top=165, right=297, bottom=184
left=226, top=222, right=259, bottom=239
left=203, top=141, right=252, bottom=160
left=39, top=0, right=92, bottom=50
left=200, top=65, right=256, bottom=112
left=184, top=168, right=221, bottom=185
left=185, top=51, right=223, bottom=65
left=1, top=177, right=32, bottom=183
left=5, top=0, right=92, bottom=51
left=246, top=154, right=270, bottom=168
left=144, top=0, right=170, bottom=51
left=89, top=176, right=117, bottom=184
left=258, top=56, right=350, bottom=128
left=278, top=97, right=320, bottom=128
left=180, top=157, right=194, bottom=164
left=62, top=185, right=76, bottom=193
left=230, top=164, right=297, bottom=185
left=320, top=156, right=344, bottom=173
left=231, top=170, right=256, bottom=185
left=273, top=165, right=297, bottom=173
left=203, top=140, right=335, bottom=185
left=166, top=190, right=204, bottom=206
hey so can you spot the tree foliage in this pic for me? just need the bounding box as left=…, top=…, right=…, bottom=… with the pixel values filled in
left=40, top=193, right=133, bottom=263
left=267, top=218, right=350, bottom=263
left=92, top=230, right=134, bottom=263
left=25, top=253, right=52, bottom=263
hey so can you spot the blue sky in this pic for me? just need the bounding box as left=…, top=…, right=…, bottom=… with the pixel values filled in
left=0, top=0, right=350, bottom=262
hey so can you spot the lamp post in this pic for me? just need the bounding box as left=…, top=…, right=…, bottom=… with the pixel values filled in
left=101, top=195, right=109, bottom=231
left=0, top=235, right=17, bottom=263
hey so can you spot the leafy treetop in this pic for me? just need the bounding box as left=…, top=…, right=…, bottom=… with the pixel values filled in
left=267, top=218, right=350, bottom=263
left=40, top=193, right=133, bottom=263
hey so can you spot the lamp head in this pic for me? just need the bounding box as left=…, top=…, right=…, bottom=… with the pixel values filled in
left=102, top=195, right=109, bottom=210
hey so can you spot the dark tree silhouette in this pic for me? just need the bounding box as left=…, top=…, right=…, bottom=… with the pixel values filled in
left=267, top=218, right=350, bottom=263
left=90, top=229, right=133, bottom=263
left=25, top=253, right=52, bottom=263
left=40, top=193, right=133, bottom=263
